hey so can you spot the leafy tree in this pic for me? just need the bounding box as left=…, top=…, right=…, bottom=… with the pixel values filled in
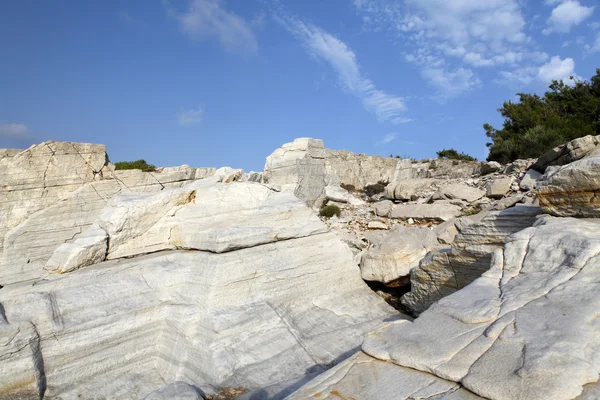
left=114, top=159, right=156, bottom=172
left=485, top=69, right=600, bottom=163
left=436, top=148, right=477, bottom=162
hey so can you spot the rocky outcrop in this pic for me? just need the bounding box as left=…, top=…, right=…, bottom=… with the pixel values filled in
left=532, top=134, right=600, bottom=172
left=538, top=153, right=600, bottom=218
left=291, top=216, right=600, bottom=400
left=431, top=183, right=486, bottom=203
left=388, top=203, right=462, bottom=222
left=402, top=206, right=542, bottom=314
left=0, top=179, right=399, bottom=399
left=324, top=150, right=427, bottom=189
left=360, top=226, right=440, bottom=283
left=385, top=179, right=438, bottom=201
left=0, top=141, right=112, bottom=249
left=0, top=152, right=215, bottom=285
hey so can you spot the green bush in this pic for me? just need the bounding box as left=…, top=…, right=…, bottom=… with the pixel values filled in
left=364, top=180, right=388, bottom=197
left=114, top=159, right=156, bottom=172
left=319, top=204, right=341, bottom=218
left=436, top=149, right=477, bottom=162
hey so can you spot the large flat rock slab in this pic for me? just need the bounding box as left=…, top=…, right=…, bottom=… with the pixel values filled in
left=0, top=181, right=400, bottom=399
left=361, top=216, right=600, bottom=400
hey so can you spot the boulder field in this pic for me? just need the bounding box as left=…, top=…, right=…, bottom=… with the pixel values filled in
left=1, top=135, right=599, bottom=399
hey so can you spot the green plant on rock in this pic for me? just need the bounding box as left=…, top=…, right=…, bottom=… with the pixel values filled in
left=364, top=180, right=388, bottom=197
left=319, top=204, right=341, bottom=218
left=436, top=148, right=477, bottom=162
left=114, top=159, right=156, bottom=172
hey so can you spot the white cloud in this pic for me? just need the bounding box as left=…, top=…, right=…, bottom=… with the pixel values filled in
left=177, top=106, right=204, bottom=126
left=464, top=52, right=495, bottom=67
left=544, top=0, right=594, bottom=34
left=279, top=17, right=408, bottom=124
left=0, top=123, right=30, bottom=140
left=170, top=0, right=257, bottom=54
left=537, top=56, right=578, bottom=83
left=422, top=67, right=481, bottom=99
left=378, top=133, right=397, bottom=144
left=587, top=33, right=600, bottom=53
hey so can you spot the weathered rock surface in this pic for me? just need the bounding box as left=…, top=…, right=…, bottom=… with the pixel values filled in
left=385, top=179, right=438, bottom=201
left=432, top=183, right=486, bottom=203
left=0, top=154, right=214, bottom=285
left=286, top=351, right=483, bottom=400
left=519, top=169, right=542, bottom=191
left=480, top=161, right=502, bottom=175
left=486, top=177, right=512, bottom=198
left=532, top=134, right=600, bottom=172
left=324, top=150, right=427, bottom=189
left=360, top=226, right=440, bottom=283
left=402, top=206, right=542, bottom=314
left=360, top=216, right=600, bottom=400
left=0, top=180, right=399, bottom=399
left=538, top=153, right=600, bottom=218
left=0, top=141, right=111, bottom=249
left=143, top=382, right=203, bottom=400
left=389, top=203, right=462, bottom=222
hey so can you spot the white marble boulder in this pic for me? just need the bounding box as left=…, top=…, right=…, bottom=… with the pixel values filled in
left=0, top=179, right=399, bottom=399
left=0, top=155, right=214, bottom=285
left=402, top=206, right=542, bottom=315
left=291, top=216, right=600, bottom=400
left=360, top=225, right=440, bottom=283
left=532, top=134, right=600, bottom=172
left=537, top=153, right=600, bottom=218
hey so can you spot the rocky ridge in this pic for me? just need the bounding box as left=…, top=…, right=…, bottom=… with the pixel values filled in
left=1, top=135, right=600, bottom=399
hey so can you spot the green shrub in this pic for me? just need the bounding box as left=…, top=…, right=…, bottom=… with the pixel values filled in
left=319, top=204, right=341, bottom=218
left=114, top=159, right=156, bottom=172
left=485, top=69, right=600, bottom=163
left=364, top=180, right=388, bottom=197
left=436, top=149, right=477, bottom=162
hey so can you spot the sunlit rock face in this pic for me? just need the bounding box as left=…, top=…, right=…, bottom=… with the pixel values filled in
left=0, top=141, right=214, bottom=285
left=538, top=153, right=600, bottom=218
left=289, top=216, right=600, bottom=400
left=0, top=178, right=399, bottom=399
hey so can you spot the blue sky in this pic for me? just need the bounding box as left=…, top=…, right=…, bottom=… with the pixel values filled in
left=1, top=0, right=599, bottom=171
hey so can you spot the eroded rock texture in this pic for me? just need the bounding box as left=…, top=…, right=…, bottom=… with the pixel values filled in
left=0, top=142, right=215, bottom=285
left=0, top=179, right=398, bottom=399
left=538, top=153, right=600, bottom=218
left=290, top=216, right=600, bottom=400
left=402, top=206, right=542, bottom=314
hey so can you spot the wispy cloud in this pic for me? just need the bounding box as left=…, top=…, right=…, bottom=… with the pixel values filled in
left=377, top=133, right=397, bottom=145
left=118, top=11, right=147, bottom=29
left=177, top=106, right=204, bottom=126
left=168, top=0, right=258, bottom=54
left=537, top=56, right=579, bottom=83
left=0, top=123, right=30, bottom=140
left=422, top=67, right=481, bottom=99
left=543, top=0, right=595, bottom=34
left=277, top=15, right=408, bottom=124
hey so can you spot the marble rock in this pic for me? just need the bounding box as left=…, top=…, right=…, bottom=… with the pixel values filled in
left=263, top=138, right=328, bottom=206
left=480, top=161, right=502, bottom=175
left=486, top=177, right=512, bottom=199
left=0, top=161, right=213, bottom=285
left=362, top=216, right=600, bottom=400
left=384, top=179, right=437, bottom=201
left=432, top=183, right=486, bottom=203
left=402, top=206, right=542, bottom=315
left=360, top=225, right=440, bottom=283
left=0, top=141, right=111, bottom=250
left=0, top=180, right=399, bottom=399
left=324, top=186, right=365, bottom=206
left=389, top=203, right=462, bottom=222
left=143, top=382, right=203, bottom=400
left=286, top=351, right=483, bottom=400
left=532, top=134, right=600, bottom=172
left=537, top=153, right=600, bottom=218
left=519, top=169, right=542, bottom=191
